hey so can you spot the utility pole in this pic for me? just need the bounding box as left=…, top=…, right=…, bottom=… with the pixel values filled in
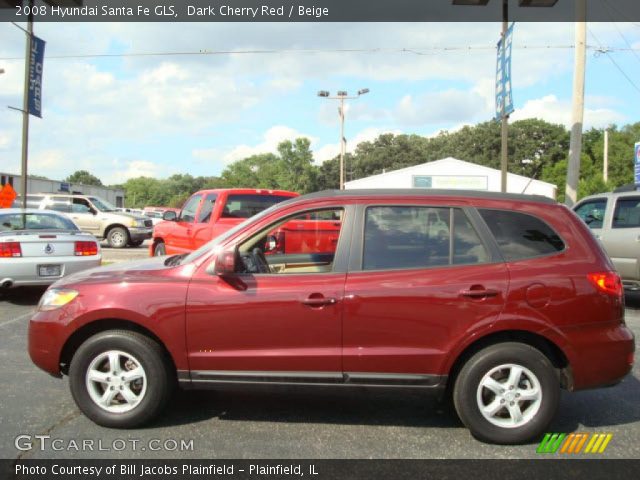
left=500, top=0, right=508, bottom=193
left=21, top=0, right=35, bottom=209
left=603, top=128, right=609, bottom=183
left=565, top=0, right=587, bottom=207
left=317, top=88, right=369, bottom=190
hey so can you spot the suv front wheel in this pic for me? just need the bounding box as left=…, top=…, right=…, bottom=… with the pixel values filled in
left=107, top=227, right=129, bottom=248
left=68, top=330, right=173, bottom=428
left=453, top=342, right=560, bottom=444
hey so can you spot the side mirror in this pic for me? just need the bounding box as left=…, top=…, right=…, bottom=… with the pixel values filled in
left=163, top=211, right=177, bottom=221
left=212, top=250, right=236, bottom=276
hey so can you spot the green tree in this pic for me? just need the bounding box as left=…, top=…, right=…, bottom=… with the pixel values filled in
left=65, top=170, right=103, bottom=186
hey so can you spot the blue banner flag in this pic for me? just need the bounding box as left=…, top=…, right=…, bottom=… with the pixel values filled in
left=634, top=142, right=640, bottom=186
left=495, top=22, right=514, bottom=120
left=28, top=35, right=45, bottom=118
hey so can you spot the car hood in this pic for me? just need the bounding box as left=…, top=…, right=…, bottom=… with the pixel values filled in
left=104, top=212, right=148, bottom=221
left=53, top=256, right=186, bottom=288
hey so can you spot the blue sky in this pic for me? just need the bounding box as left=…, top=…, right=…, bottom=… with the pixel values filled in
left=0, top=22, right=639, bottom=185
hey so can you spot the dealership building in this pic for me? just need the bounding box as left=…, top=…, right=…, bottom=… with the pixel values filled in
left=0, top=172, right=125, bottom=207
left=344, top=157, right=557, bottom=199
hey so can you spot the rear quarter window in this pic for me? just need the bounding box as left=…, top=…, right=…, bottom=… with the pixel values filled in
left=478, top=209, right=565, bottom=261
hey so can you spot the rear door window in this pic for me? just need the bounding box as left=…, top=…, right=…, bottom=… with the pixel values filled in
left=478, top=209, right=564, bottom=261
left=362, top=206, right=488, bottom=271
left=612, top=197, right=640, bottom=229
left=222, top=194, right=293, bottom=218
left=574, top=199, right=607, bottom=229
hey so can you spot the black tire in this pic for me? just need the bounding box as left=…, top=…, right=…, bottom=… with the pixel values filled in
left=68, top=330, right=174, bottom=428
left=453, top=342, right=560, bottom=444
left=153, top=241, right=166, bottom=256
left=129, top=240, right=144, bottom=247
left=107, top=227, right=129, bottom=249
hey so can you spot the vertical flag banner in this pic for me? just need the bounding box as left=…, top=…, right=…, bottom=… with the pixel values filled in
left=495, top=22, right=515, bottom=120
left=634, top=142, right=640, bottom=186
left=28, top=35, right=45, bottom=118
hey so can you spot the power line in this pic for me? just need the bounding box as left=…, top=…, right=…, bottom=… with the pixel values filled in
left=588, top=27, right=640, bottom=96
left=599, top=0, right=640, bottom=66
left=1, top=44, right=639, bottom=61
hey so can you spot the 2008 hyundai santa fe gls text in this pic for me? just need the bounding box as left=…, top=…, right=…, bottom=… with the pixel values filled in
left=28, top=189, right=635, bottom=444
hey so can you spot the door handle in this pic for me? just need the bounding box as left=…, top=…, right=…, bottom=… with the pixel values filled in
left=301, top=296, right=337, bottom=307
left=459, top=288, right=500, bottom=298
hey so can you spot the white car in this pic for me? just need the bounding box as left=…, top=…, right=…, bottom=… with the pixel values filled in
left=0, top=209, right=101, bottom=289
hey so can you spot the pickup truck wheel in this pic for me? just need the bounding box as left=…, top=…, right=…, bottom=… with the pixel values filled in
left=107, top=227, right=129, bottom=248
left=68, top=330, right=173, bottom=428
left=453, top=342, right=560, bottom=444
left=153, top=242, right=166, bottom=256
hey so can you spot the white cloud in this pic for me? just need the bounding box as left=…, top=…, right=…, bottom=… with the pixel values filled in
left=217, top=125, right=318, bottom=165
left=510, top=94, right=626, bottom=129
left=395, top=88, right=491, bottom=126
left=114, top=160, right=160, bottom=182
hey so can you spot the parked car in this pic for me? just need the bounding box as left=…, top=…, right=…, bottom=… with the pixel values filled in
left=574, top=191, right=640, bottom=291
left=144, top=210, right=164, bottom=226
left=28, top=189, right=634, bottom=444
left=151, top=188, right=298, bottom=256
left=22, top=194, right=153, bottom=248
left=1, top=209, right=101, bottom=289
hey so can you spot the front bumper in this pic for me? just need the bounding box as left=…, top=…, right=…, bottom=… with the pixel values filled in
left=28, top=309, right=68, bottom=377
left=129, top=227, right=153, bottom=242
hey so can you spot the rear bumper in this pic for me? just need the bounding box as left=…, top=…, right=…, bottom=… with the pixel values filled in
left=562, top=322, right=635, bottom=390
left=129, top=228, right=152, bottom=242
left=0, top=256, right=101, bottom=288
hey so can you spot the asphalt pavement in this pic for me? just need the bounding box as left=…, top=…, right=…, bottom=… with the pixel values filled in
left=0, top=271, right=639, bottom=460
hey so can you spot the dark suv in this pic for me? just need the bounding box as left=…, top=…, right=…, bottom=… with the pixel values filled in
left=28, top=190, right=634, bottom=444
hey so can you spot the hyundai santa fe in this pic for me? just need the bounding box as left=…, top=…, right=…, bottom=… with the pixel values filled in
left=28, top=189, right=635, bottom=444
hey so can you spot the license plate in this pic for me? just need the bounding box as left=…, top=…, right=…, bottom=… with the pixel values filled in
left=38, top=265, right=61, bottom=277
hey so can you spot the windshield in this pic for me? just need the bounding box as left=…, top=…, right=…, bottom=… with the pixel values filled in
left=181, top=201, right=287, bottom=264
left=88, top=196, right=117, bottom=212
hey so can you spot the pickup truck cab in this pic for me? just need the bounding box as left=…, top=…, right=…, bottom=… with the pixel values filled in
left=574, top=190, right=640, bottom=291
left=151, top=189, right=298, bottom=256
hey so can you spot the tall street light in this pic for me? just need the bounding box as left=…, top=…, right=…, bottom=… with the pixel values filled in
left=318, top=88, right=370, bottom=190
left=452, top=0, right=558, bottom=193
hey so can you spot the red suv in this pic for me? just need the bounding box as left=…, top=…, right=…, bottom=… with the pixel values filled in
left=28, top=190, right=634, bottom=444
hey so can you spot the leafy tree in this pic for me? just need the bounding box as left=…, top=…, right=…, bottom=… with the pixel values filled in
left=65, top=170, right=103, bottom=186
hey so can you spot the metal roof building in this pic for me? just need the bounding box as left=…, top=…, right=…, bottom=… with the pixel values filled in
left=344, top=157, right=557, bottom=199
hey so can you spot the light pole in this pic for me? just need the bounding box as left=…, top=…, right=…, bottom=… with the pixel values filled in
left=318, top=88, right=370, bottom=190
left=452, top=0, right=558, bottom=193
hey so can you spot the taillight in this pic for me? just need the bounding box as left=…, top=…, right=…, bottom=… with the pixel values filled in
left=74, top=241, right=98, bottom=256
left=0, top=242, right=22, bottom=257
left=588, top=272, right=623, bottom=298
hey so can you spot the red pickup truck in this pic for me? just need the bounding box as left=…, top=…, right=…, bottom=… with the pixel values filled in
left=151, top=189, right=299, bottom=256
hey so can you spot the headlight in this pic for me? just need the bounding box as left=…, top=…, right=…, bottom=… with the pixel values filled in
left=38, top=289, right=79, bottom=311
left=130, top=219, right=145, bottom=227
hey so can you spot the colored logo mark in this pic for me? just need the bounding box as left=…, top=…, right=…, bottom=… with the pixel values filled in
left=537, top=433, right=613, bottom=454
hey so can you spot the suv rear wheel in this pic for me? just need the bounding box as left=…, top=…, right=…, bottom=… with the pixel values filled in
left=107, top=227, right=129, bottom=248
left=453, top=342, right=560, bottom=444
left=68, top=330, right=173, bottom=428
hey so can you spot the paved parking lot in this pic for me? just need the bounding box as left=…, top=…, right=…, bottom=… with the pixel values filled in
left=0, top=283, right=639, bottom=460
left=100, top=239, right=152, bottom=264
